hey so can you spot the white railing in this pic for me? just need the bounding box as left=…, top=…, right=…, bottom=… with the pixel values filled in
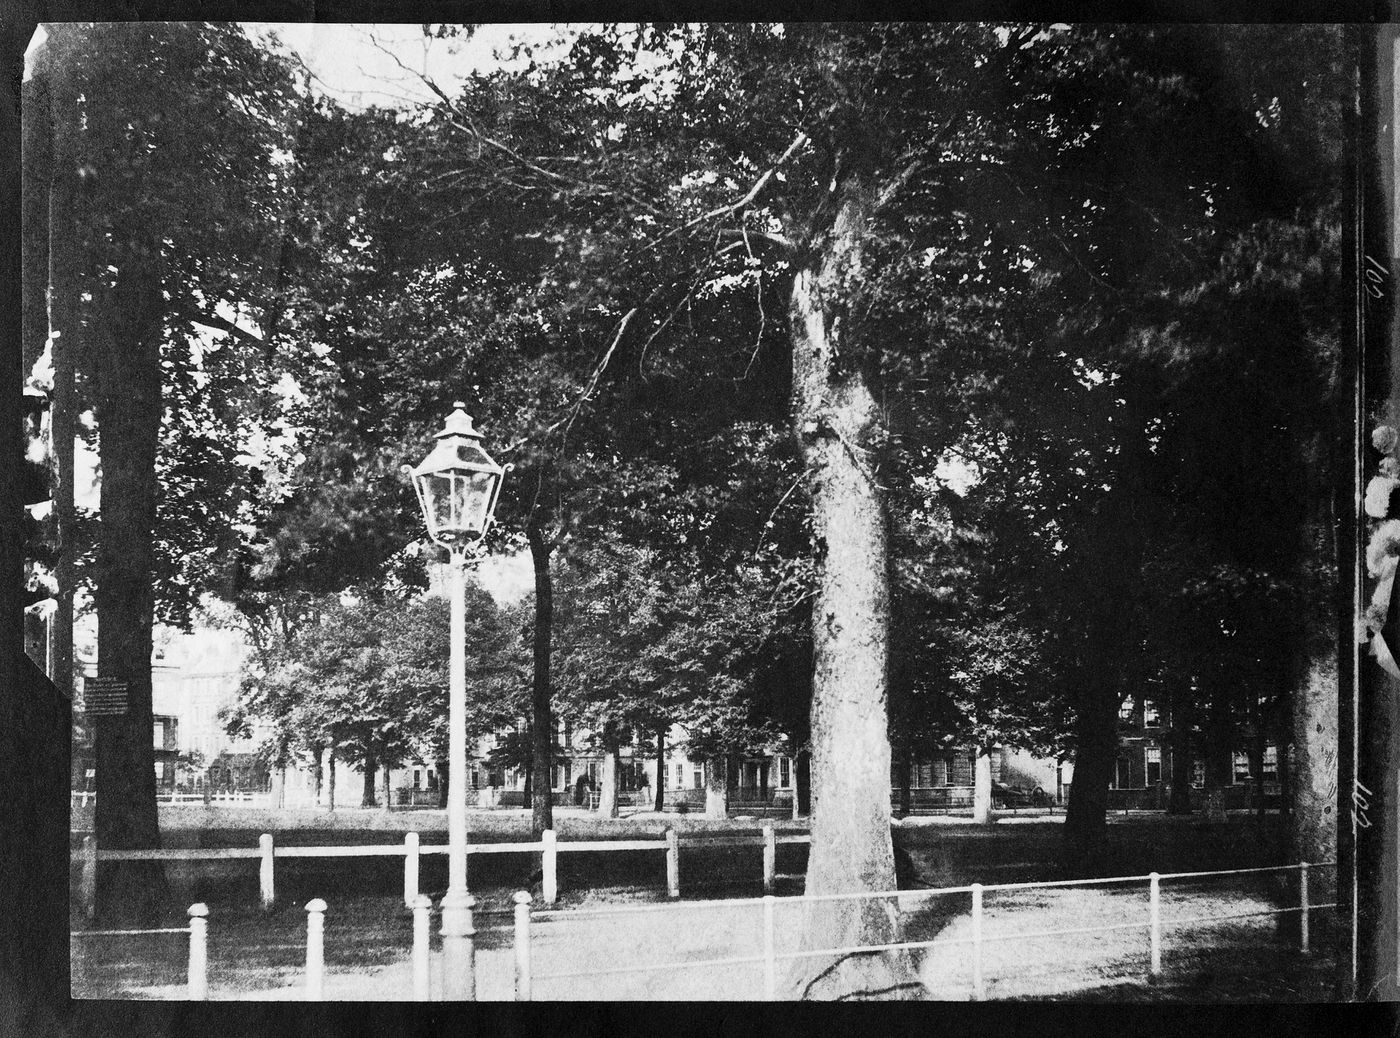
left=514, top=861, right=1337, bottom=1001
left=72, top=861, right=1336, bottom=1000
left=72, top=825, right=810, bottom=919
left=70, top=903, right=210, bottom=999
left=72, top=790, right=276, bottom=807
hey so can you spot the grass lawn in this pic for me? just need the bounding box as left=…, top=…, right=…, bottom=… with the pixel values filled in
left=71, top=807, right=1341, bottom=1001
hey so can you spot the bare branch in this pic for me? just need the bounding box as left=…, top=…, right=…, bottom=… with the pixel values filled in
left=641, top=128, right=811, bottom=255
left=184, top=308, right=266, bottom=349
left=542, top=305, right=641, bottom=439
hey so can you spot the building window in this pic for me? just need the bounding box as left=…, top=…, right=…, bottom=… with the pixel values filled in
left=427, top=769, right=437, bottom=790
left=1262, top=746, right=1278, bottom=782
left=412, top=769, right=421, bottom=790
left=692, top=765, right=703, bottom=790
left=1146, top=747, right=1162, bottom=785
left=675, top=763, right=684, bottom=788
left=1232, top=752, right=1251, bottom=784
left=153, top=721, right=165, bottom=747
left=1118, top=697, right=1136, bottom=722
left=780, top=757, right=792, bottom=788
left=1115, top=756, right=1133, bottom=789
left=469, top=766, right=481, bottom=789
left=1143, top=700, right=1161, bottom=727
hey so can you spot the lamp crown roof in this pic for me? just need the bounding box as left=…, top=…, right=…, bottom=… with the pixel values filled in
left=438, top=402, right=482, bottom=441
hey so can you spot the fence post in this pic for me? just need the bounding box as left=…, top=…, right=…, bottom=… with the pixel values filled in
left=260, top=833, right=275, bottom=911
left=80, top=835, right=97, bottom=921
left=762, top=894, right=777, bottom=1000
left=305, top=898, right=327, bottom=1000
left=1148, top=872, right=1161, bottom=978
left=513, top=891, right=533, bottom=1001
left=412, top=894, right=432, bottom=1000
left=1299, top=862, right=1311, bottom=955
left=187, top=903, right=209, bottom=1000
left=666, top=829, right=680, bottom=898
left=404, top=832, right=420, bottom=909
left=762, top=824, right=776, bottom=895
left=970, top=883, right=984, bottom=1000
left=542, top=830, right=558, bottom=906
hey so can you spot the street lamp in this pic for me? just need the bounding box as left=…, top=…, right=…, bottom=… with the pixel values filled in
left=404, top=402, right=505, bottom=1000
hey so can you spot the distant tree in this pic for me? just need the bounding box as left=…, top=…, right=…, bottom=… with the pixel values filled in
left=226, top=583, right=520, bottom=805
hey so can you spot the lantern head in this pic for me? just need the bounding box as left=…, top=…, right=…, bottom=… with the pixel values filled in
left=407, top=403, right=505, bottom=550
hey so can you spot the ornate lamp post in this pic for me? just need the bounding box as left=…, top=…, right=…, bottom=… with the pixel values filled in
left=404, top=402, right=505, bottom=999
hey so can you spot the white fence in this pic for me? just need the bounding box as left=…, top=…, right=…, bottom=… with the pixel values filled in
left=71, top=791, right=275, bottom=808
left=72, top=825, right=809, bottom=919
left=70, top=902, right=210, bottom=999
left=73, top=861, right=1335, bottom=1000
left=513, top=861, right=1336, bottom=1001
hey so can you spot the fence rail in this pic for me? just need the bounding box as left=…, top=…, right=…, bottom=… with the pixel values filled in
left=71, top=903, right=209, bottom=999
left=73, top=860, right=1336, bottom=1001
left=73, top=823, right=810, bottom=918
left=519, top=860, right=1337, bottom=1001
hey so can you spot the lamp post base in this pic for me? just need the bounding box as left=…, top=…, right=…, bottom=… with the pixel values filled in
left=439, top=890, right=476, bottom=1001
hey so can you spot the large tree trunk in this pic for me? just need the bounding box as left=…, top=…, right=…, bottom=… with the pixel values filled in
left=35, top=33, right=77, bottom=704
left=971, top=749, right=994, bottom=825
left=312, top=743, right=324, bottom=805
left=90, top=264, right=166, bottom=924
left=1291, top=653, right=1338, bottom=866
left=654, top=726, right=667, bottom=813
left=327, top=746, right=336, bottom=812
left=705, top=755, right=729, bottom=819
left=598, top=747, right=619, bottom=819
left=436, top=755, right=448, bottom=809
left=526, top=523, right=555, bottom=835
left=1063, top=686, right=1120, bottom=871
left=785, top=181, right=917, bottom=1000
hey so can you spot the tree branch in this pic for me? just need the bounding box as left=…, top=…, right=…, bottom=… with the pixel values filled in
left=641, top=128, right=812, bottom=255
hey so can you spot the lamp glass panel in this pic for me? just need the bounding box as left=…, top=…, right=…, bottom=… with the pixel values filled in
left=453, top=470, right=496, bottom=534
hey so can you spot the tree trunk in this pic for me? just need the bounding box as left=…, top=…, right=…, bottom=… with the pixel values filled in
left=313, top=743, right=324, bottom=806
left=1203, top=697, right=1235, bottom=789
left=41, top=43, right=77, bottom=703
left=705, top=755, right=729, bottom=819
left=526, top=523, right=555, bottom=835
left=327, top=746, right=336, bottom=812
left=598, top=747, right=619, bottom=819
left=436, top=755, right=448, bottom=809
left=1064, top=687, right=1121, bottom=871
left=784, top=180, right=917, bottom=999
left=272, top=765, right=285, bottom=810
left=361, top=749, right=377, bottom=808
left=972, top=748, right=994, bottom=825
left=1167, top=689, right=1195, bottom=815
left=654, top=726, right=666, bottom=813
left=1291, top=653, right=1338, bottom=866
left=1250, top=727, right=1266, bottom=823
left=898, top=740, right=913, bottom=818
left=90, top=268, right=166, bottom=924
left=795, top=747, right=811, bottom=818
left=382, top=762, right=391, bottom=812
